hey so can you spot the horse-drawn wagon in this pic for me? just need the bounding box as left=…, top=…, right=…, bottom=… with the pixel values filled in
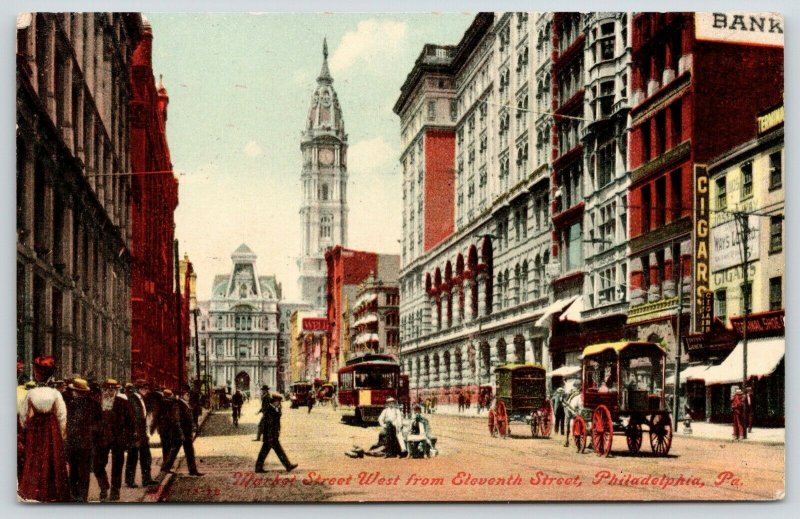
left=569, top=341, right=673, bottom=457
left=487, top=364, right=552, bottom=439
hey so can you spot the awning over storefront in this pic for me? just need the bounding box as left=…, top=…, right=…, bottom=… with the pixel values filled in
left=680, top=364, right=711, bottom=385
left=701, top=337, right=785, bottom=385
left=549, top=365, right=581, bottom=378
left=355, top=333, right=380, bottom=345
left=353, top=314, right=378, bottom=327
left=534, top=296, right=578, bottom=327
left=559, top=296, right=584, bottom=322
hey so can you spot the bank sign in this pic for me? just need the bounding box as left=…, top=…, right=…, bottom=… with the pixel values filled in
left=711, top=216, right=759, bottom=272
left=695, top=12, right=784, bottom=48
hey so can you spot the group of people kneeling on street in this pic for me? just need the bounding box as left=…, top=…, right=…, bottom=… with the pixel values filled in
left=345, top=397, right=438, bottom=459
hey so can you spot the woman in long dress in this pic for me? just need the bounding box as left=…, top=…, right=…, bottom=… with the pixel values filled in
left=18, top=356, right=69, bottom=502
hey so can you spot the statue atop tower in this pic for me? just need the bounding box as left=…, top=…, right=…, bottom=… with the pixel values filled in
left=298, top=38, right=349, bottom=310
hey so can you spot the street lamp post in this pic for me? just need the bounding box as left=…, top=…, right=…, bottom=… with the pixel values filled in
left=193, top=308, right=201, bottom=388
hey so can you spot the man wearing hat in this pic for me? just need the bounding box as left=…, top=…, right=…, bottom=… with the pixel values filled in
left=731, top=387, right=745, bottom=440
left=254, top=385, right=270, bottom=441
left=18, top=355, right=70, bottom=502
left=66, top=378, right=101, bottom=502
left=377, top=397, right=407, bottom=458
left=163, top=385, right=203, bottom=477
left=93, top=378, right=135, bottom=501
left=125, top=380, right=156, bottom=487
left=255, top=391, right=297, bottom=473
left=552, top=387, right=566, bottom=436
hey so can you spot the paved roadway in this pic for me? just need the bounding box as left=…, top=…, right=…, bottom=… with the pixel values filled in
left=161, top=399, right=784, bottom=502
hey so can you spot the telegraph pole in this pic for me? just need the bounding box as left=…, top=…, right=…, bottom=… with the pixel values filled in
left=733, top=212, right=750, bottom=440
left=672, top=250, right=684, bottom=425
left=193, top=308, right=201, bottom=387
left=174, top=240, right=184, bottom=389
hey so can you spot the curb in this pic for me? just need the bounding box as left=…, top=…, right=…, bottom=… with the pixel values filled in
left=141, top=408, right=212, bottom=503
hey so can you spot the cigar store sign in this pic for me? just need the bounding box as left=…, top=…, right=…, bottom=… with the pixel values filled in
left=694, top=165, right=711, bottom=333
left=695, top=12, right=784, bottom=47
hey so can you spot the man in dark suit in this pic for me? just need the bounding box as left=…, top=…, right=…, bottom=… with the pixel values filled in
left=157, top=386, right=204, bottom=478
left=65, top=378, right=101, bottom=502
left=93, top=379, right=135, bottom=501
left=254, top=385, right=269, bottom=441
left=255, top=389, right=297, bottom=473
left=125, top=381, right=157, bottom=487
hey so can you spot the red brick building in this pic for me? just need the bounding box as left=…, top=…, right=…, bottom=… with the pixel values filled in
left=625, top=13, right=783, bottom=353
left=325, top=246, right=400, bottom=378
left=129, top=18, right=188, bottom=389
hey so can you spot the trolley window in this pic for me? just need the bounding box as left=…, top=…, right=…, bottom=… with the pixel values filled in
left=354, top=368, right=398, bottom=389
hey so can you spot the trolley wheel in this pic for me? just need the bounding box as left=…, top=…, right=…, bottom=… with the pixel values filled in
left=539, top=409, right=553, bottom=438
left=592, top=405, right=614, bottom=457
left=649, top=413, right=673, bottom=456
left=488, top=409, right=498, bottom=437
left=572, top=415, right=587, bottom=453
left=496, top=400, right=509, bottom=438
left=625, top=422, right=643, bottom=454
left=530, top=413, right=540, bottom=438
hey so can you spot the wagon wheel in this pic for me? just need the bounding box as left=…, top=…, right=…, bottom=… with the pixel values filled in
left=488, top=409, right=497, bottom=437
left=530, top=412, right=540, bottom=438
left=591, top=405, right=614, bottom=457
left=496, top=400, right=509, bottom=438
left=572, top=415, right=587, bottom=453
left=625, top=422, right=643, bottom=454
left=539, top=408, right=553, bottom=438
left=649, top=413, right=673, bottom=456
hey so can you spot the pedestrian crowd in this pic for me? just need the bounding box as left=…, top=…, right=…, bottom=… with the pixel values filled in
left=17, top=355, right=204, bottom=503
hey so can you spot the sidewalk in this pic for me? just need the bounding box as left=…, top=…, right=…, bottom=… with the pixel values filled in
left=426, top=404, right=784, bottom=445
left=84, top=407, right=211, bottom=503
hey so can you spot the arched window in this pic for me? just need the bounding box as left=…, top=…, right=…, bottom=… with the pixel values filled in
left=320, top=214, right=332, bottom=239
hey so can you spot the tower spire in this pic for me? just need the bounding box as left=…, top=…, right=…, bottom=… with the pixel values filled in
left=318, top=37, right=332, bottom=84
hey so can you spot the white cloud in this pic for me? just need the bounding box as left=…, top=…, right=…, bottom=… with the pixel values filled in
left=348, top=136, right=396, bottom=175
left=243, top=140, right=263, bottom=158
left=329, top=20, right=408, bottom=74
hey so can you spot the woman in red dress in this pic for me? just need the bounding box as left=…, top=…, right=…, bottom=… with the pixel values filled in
left=18, top=356, right=70, bottom=502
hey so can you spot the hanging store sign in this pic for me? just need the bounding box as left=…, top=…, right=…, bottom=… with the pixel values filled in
left=710, top=217, right=759, bottom=272
left=302, top=318, right=330, bottom=332
left=694, top=164, right=712, bottom=333
left=757, top=104, right=784, bottom=135
left=695, top=13, right=784, bottom=48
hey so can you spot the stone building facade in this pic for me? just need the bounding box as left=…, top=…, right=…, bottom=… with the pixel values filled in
left=350, top=274, right=400, bottom=357
left=16, top=13, right=143, bottom=381
left=200, top=245, right=282, bottom=396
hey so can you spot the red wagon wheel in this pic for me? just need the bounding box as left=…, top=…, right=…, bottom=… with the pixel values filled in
left=488, top=409, right=497, bottom=437
left=539, top=408, right=553, bottom=438
left=572, top=415, right=587, bottom=453
left=591, top=405, right=614, bottom=457
left=495, top=400, right=509, bottom=438
left=649, top=413, right=673, bottom=456
left=625, top=422, right=643, bottom=454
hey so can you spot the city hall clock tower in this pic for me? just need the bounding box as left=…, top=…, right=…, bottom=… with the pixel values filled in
left=298, top=39, right=349, bottom=310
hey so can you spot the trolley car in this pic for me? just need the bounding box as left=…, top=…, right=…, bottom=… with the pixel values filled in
left=571, top=341, right=673, bottom=457
left=488, top=364, right=552, bottom=439
left=337, top=353, right=408, bottom=424
left=289, top=381, right=313, bottom=409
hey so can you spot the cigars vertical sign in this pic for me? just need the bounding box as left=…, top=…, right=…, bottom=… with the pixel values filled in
left=694, top=164, right=712, bottom=333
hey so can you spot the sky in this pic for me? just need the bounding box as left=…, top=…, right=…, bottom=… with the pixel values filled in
left=145, top=13, right=474, bottom=302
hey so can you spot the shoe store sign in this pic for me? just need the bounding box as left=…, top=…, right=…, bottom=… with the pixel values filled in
left=696, top=13, right=784, bottom=48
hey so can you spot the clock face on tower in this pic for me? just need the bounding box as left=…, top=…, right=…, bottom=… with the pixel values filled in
left=319, top=148, right=334, bottom=166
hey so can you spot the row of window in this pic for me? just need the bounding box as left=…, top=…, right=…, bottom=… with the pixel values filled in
left=716, top=151, right=783, bottom=211
left=715, top=276, right=783, bottom=324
